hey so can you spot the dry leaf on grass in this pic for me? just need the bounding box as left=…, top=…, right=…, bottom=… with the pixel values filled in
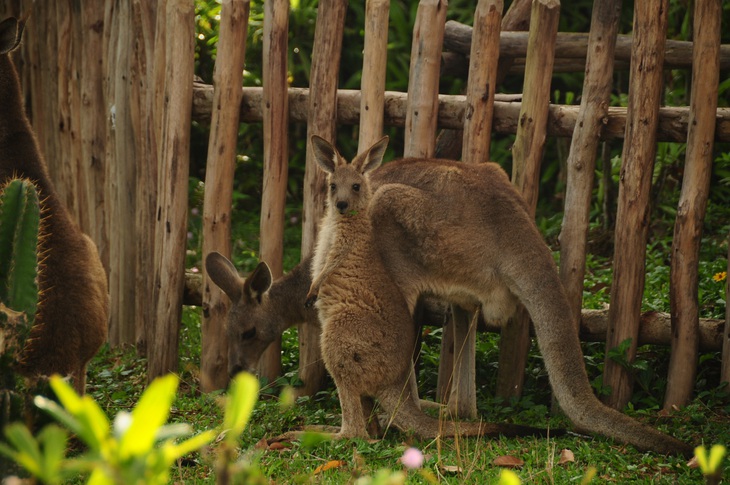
left=558, top=449, right=575, bottom=465
left=440, top=464, right=463, bottom=474
left=268, top=441, right=292, bottom=451
left=493, top=455, right=525, bottom=468
left=313, top=460, right=347, bottom=474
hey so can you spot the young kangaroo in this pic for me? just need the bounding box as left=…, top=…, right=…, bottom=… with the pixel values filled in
left=206, top=150, right=693, bottom=454
left=0, top=17, right=108, bottom=394
left=302, top=135, right=556, bottom=440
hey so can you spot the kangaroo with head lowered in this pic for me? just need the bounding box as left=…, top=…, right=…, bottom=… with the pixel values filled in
left=206, top=150, right=693, bottom=454
left=0, top=17, right=108, bottom=394
left=304, top=135, right=554, bottom=439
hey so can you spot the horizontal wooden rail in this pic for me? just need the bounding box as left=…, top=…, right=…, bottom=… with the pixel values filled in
left=182, top=272, right=723, bottom=351
left=443, top=20, right=730, bottom=71
left=192, top=84, right=730, bottom=143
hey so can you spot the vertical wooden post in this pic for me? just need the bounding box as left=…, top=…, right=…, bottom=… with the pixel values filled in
left=558, top=0, right=622, bottom=327
left=663, top=0, right=721, bottom=410
left=257, top=0, right=289, bottom=384
left=148, top=0, right=195, bottom=382
left=403, top=0, right=447, bottom=159
left=358, top=0, right=390, bottom=152
left=604, top=0, right=668, bottom=410
left=443, top=0, right=502, bottom=420
left=201, top=0, right=251, bottom=391
left=498, top=0, right=559, bottom=399
left=299, top=0, right=348, bottom=396
left=106, top=0, right=138, bottom=347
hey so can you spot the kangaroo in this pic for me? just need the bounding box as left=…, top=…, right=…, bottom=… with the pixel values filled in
left=206, top=145, right=694, bottom=454
left=0, top=17, right=108, bottom=394
left=298, top=135, right=554, bottom=439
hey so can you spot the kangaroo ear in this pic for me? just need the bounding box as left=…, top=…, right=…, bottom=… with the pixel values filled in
left=205, top=252, right=244, bottom=302
left=0, top=17, right=23, bottom=55
left=244, top=261, right=273, bottom=303
left=355, top=135, right=389, bottom=174
left=311, top=135, right=340, bottom=174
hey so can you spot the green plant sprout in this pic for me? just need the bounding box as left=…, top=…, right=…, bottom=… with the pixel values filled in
left=695, top=444, right=727, bottom=485
left=0, top=372, right=260, bottom=484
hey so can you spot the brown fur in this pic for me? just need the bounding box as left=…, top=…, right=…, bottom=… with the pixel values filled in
left=0, top=17, right=108, bottom=394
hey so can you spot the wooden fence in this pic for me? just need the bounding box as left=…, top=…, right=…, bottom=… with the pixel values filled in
left=1, top=0, right=728, bottom=413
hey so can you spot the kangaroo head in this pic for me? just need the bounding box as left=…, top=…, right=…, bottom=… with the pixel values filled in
left=205, top=251, right=281, bottom=377
left=311, top=135, right=389, bottom=216
left=0, top=17, right=24, bottom=56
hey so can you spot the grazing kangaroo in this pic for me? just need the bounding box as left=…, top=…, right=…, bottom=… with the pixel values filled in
left=302, top=135, right=554, bottom=439
left=0, top=17, right=108, bottom=394
left=206, top=146, right=694, bottom=454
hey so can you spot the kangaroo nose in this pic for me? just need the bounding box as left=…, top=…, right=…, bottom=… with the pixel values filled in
left=336, top=201, right=348, bottom=213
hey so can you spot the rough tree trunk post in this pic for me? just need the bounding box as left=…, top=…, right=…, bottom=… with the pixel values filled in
left=435, top=0, right=532, bottom=160
left=299, top=0, right=348, bottom=396
left=257, top=0, right=289, bottom=384
left=403, top=0, right=447, bottom=158
left=106, top=0, right=138, bottom=347
left=132, top=0, right=164, bottom=355
left=443, top=0, right=502, bottom=420
left=663, top=0, right=721, bottom=410
left=201, top=0, right=250, bottom=391
left=357, top=0, right=389, bottom=152
left=148, top=0, right=195, bottom=382
left=558, top=0, right=622, bottom=328
left=604, top=0, right=668, bottom=410
left=498, top=0, right=559, bottom=400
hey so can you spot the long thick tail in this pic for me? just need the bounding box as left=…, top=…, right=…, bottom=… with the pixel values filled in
left=378, top=385, right=560, bottom=440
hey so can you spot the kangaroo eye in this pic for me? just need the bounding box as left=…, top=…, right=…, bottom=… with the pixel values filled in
left=241, top=328, right=257, bottom=340
left=329, top=183, right=336, bottom=192
left=352, top=184, right=360, bottom=192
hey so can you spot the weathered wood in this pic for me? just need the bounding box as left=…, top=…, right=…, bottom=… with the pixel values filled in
left=443, top=0, right=503, bottom=420
left=723, top=244, right=730, bottom=384
left=299, top=0, right=348, bottom=396
left=558, top=0, right=622, bottom=328
left=358, top=0, right=389, bottom=151
left=107, top=0, right=138, bottom=347
left=192, top=85, right=730, bottom=143
left=403, top=0, right=447, bottom=158
left=257, top=0, right=288, bottom=384
left=443, top=21, right=730, bottom=71
left=498, top=0, right=559, bottom=400
left=201, top=0, right=250, bottom=392
left=148, top=0, right=195, bottom=382
left=664, top=0, right=721, bottom=411
left=604, top=0, right=668, bottom=411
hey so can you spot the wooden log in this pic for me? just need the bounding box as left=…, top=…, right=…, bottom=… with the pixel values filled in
left=107, top=0, right=138, bottom=347
left=664, top=0, right=721, bottom=411
left=443, top=21, right=730, bottom=71
left=81, top=1, right=110, bottom=274
left=403, top=0, right=447, bottom=158
left=444, top=0, right=503, bottom=420
left=358, top=0, right=389, bottom=152
left=298, top=0, right=348, bottom=396
left=191, top=85, right=730, bottom=143
left=498, top=0, right=559, bottom=400
left=148, top=0, right=195, bottom=382
left=558, top=0, right=622, bottom=328
left=603, top=0, right=668, bottom=411
left=435, top=0, right=533, bottom=160
left=201, top=0, right=250, bottom=392
left=257, top=0, right=288, bottom=384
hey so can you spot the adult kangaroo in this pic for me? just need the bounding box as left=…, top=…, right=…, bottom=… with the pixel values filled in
left=206, top=151, right=693, bottom=455
left=0, top=17, right=108, bottom=393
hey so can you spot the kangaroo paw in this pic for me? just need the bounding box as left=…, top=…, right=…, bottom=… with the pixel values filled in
left=304, top=292, right=318, bottom=308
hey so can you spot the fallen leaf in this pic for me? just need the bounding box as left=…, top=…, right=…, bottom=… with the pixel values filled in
left=254, top=437, right=269, bottom=450
left=493, top=455, right=524, bottom=468
left=313, top=460, right=346, bottom=474
left=558, top=449, right=575, bottom=465
left=268, top=441, right=292, bottom=451
left=687, top=456, right=699, bottom=469
left=440, top=464, right=463, bottom=473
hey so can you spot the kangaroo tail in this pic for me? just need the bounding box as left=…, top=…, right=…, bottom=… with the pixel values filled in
left=378, top=385, right=561, bottom=440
